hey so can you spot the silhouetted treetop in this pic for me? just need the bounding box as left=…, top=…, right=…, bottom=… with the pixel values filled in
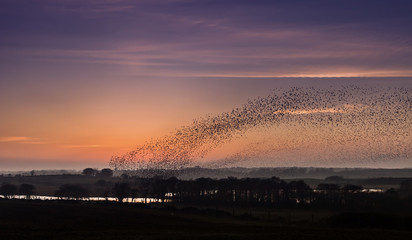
left=82, top=168, right=98, bottom=177
left=0, top=183, right=17, bottom=199
left=19, top=184, right=36, bottom=199
left=55, top=184, right=89, bottom=200
left=112, top=182, right=131, bottom=203
left=98, top=168, right=114, bottom=178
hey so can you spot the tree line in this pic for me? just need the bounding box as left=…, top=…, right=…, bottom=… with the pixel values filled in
left=1, top=171, right=412, bottom=212
left=108, top=176, right=411, bottom=212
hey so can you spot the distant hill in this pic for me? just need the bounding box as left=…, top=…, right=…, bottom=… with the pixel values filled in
left=2, top=167, right=411, bottom=180
left=124, top=167, right=412, bottom=180
left=0, top=169, right=80, bottom=176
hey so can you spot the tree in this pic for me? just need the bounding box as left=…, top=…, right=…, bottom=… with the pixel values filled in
left=82, top=168, right=98, bottom=177
left=288, top=180, right=311, bottom=205
left=112, top=182, right=131, bottom=203
left=399, top=180, right=412, bottom=199
left=55, top=184, right=89, bottom=200
left=19, top=184, right=36, bottom=199
left=316, top=183, right=341, bottom=208
left=120, top=173, right=129, bottom=179
left=95, top=179, right=108, bottom=187
left=98, top=168, right=114, bottom=178
left=0, top=183, right=18, bottom=199
left=342, top=184, right=363, bottom=193
left=136, top=178, right=151, bottom=204
left=317, top=183, right=340, bottom=192
left=165, top=177, right=179, bottom=201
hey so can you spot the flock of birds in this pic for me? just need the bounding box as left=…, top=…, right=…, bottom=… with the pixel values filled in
left=109, top=85, right=412, bottom=171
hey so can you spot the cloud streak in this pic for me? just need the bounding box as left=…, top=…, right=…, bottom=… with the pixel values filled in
left=0, top=137, right=45, bottom=144
left=62, top=144, right=109, bottom=148
left=1, top=1, right=412, bottom=78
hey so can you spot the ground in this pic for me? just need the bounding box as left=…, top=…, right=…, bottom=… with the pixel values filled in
left=1, top=199, right=411, bottom=240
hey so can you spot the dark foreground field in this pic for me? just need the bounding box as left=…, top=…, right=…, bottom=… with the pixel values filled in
left=1, top=200, right=411, bottom=240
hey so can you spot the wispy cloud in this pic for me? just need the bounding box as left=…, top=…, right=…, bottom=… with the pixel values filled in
left=273, top=104, right=368, bottom=115
left=48, top=0, right=136, bottom=14
left=0, top=137, right=45, bottom=144
left=21, top=141, right=48, bottom=145
left=0, top=137, right=32, bottom=143
left=2, top=0, right=412, bottom=78
left=62, top=144, right=109, bottom=148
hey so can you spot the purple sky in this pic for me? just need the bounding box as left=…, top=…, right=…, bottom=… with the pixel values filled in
left=1, top=0, right=412, bottom=170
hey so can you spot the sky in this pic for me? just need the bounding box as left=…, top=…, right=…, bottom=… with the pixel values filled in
left=1, top=0, right=412, bottom=170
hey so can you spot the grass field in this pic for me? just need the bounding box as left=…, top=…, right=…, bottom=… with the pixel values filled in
left=1, top=199, right=411, bottom=240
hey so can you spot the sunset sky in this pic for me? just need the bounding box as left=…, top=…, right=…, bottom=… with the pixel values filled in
left=1, top=0, right=412, bottom=170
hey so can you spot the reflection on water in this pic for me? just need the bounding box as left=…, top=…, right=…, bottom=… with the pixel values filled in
left=361, top=188, right=383, bottom=193
left=1, top=189, right=383, bottom=202
left=0, top=195, right=164, bottom=203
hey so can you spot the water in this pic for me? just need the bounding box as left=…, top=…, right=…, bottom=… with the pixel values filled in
left=1, top=189, right=383, bottom=202
left=0, top=195, right=165, bottom=203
